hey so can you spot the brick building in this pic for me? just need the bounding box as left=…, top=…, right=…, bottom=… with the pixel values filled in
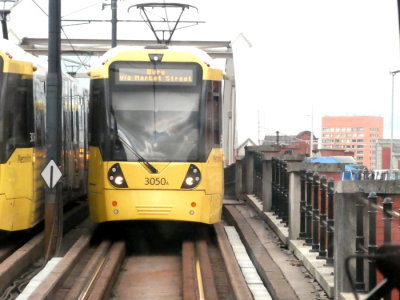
left=374, top=139, right=400, bottom=170
left=321, top=116, right=383, bottom=169
left=316, top=149, right=354, bottom=157
left=262, top=131, right=317, bottom=156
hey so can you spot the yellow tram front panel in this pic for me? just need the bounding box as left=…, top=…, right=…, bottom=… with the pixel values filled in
left=88, top=147, right=223, bottom=224
left=96, top=190, right=218, bottom=224
left=0, top=148, right=38, bottom=231
left=0, top=48, right=39, bottom=231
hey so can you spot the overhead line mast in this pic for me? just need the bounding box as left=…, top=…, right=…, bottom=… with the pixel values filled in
left=44, top=0, right=63, bottom=260
left=111, top=0, right=117, bottom=47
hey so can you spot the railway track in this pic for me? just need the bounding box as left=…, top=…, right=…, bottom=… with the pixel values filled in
left=0, top=200, right=88, bottom=300
left=21, top=221, right=253, bottom=300
left=182, top=238, right=219, bottom=300
left=0, top=230, right=37, bottom=264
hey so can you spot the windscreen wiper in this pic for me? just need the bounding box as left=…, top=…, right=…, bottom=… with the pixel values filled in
left=115, top=132, right=159, bottom=174
left=110, top=105, right=158, bottom=174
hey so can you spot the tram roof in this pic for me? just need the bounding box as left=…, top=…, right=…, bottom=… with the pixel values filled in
left=0, top=38, right=35, bottom=62
left=92, top=45, right=219, bottom=68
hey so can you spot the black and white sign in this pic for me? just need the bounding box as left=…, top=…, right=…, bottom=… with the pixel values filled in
left=41, top=160, right=62, bottom=189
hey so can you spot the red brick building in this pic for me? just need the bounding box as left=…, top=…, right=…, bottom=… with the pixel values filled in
left=374, top=139, right=400, bottom=170
left=317, top=149, right=354, bottom=157
left=321, top=116, right=383, bottom=169
left=262, top=131, right=317, bottom=156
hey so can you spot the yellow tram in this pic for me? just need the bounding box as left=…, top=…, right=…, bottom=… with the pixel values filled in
left=88, top=46, right=224, bottom=224
left=0, top=39, right=88, bottom=231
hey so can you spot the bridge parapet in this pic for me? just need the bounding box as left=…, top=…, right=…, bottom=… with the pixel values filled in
left=335, top=182, right=400, bottom=300
left=224, top=147, right=400, bottom=299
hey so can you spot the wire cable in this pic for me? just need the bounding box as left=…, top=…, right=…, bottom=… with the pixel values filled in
left=31, top=0, right=47, bottom=16
left=30, top=0, right=89, bottom=72
left=163, top=0, right=172, bottom=33
left=62, top=0, right=101, bottom=18
left=60, top=26, right=88, bottom=72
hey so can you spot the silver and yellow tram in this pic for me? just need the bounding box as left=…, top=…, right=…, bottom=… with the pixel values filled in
left=0, top=39, right=88, bottom=231
left=88, top=46, right=224, bottom=224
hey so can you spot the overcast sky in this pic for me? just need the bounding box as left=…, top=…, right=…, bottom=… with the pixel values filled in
left=6, top=0, right=400, bottom=145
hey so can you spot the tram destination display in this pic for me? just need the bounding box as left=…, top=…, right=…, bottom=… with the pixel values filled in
left=117, top=66, right=195, bottom=85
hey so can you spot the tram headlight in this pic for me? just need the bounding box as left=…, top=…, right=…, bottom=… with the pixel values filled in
left=114, top=176, right=124, bottom=186
left=181, top=164, right=201, bottom=189
left=185, top=177, right=194, bottom=186
left=108, top=163, right=128, bottom=188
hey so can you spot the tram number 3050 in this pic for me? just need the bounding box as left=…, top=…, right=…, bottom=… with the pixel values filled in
left=144, top=177, right=169, bottom=186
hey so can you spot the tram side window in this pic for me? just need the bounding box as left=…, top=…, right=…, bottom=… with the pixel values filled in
left=213, top=81, right=221, bottom=146
left=205, top=81, right=222, bottom=151
left=205, top=82, right=214, bottom=150
left=5, top=75, right=34, bottom=153
left=88, top=79, right=106, bottom=148
left=33, top=79, right=46, bottom=148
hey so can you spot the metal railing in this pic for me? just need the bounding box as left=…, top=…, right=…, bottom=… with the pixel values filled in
left=349, top=194, right=400, bottom=300
left=299, top=170, right=335, bottom=265
left=343, top=169, right=400, bottom=181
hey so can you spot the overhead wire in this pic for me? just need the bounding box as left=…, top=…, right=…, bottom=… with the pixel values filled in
left=139, top=9, right=154, bottom=31
left=60, top=27, right=88, bottom=72
left=31, top=0, right=89, bottom=72
left=141, top=6, right=166, bottom=21
left=141, top=5, right=166, bottom=40
left=31, top=0, right=47, bottom=16
left=10, top=0, right=22, bottom=10
left=163, top=0, right=172, bottom=41
left=61, top=0, right=101, bottom=18
left=175, top=22, right=199, bottom=31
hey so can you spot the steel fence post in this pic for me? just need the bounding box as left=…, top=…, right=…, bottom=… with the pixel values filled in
left=325, top=179, right=335, bottom=266
left=310, top=172, right=320, bottom=252
left=305, top=170, right=313, bottom=246
left=299, top=169, right=307, bottom=239
left=368, top=192, right=377, bottom=290
left=355, top=197, right=365, bottom=291
left=318, top=176, right=327, bottom=258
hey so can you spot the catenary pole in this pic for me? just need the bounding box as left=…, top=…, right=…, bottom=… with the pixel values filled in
left=44, top=0, right=62, bottom=260
left=111, top=0, right=117, bottom=47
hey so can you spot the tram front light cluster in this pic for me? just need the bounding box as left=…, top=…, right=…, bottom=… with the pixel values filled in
left=185, top=177, right=194, bottom=186
left=181, top=164, right=201, bottom=189
left=114, top=176, right=124, bottom=185
left=108, top=163, right=128, bottom=188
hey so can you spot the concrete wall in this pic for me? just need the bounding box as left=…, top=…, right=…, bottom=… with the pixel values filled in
left=262, top=160, right=272, bottom=211
left=224, top=163, right=236, bottom=197
left=288, top=172, right=301, bottom=240
left=335, top=181, right=400, bottom=296
left=244, top=148, right=254, bottom=194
